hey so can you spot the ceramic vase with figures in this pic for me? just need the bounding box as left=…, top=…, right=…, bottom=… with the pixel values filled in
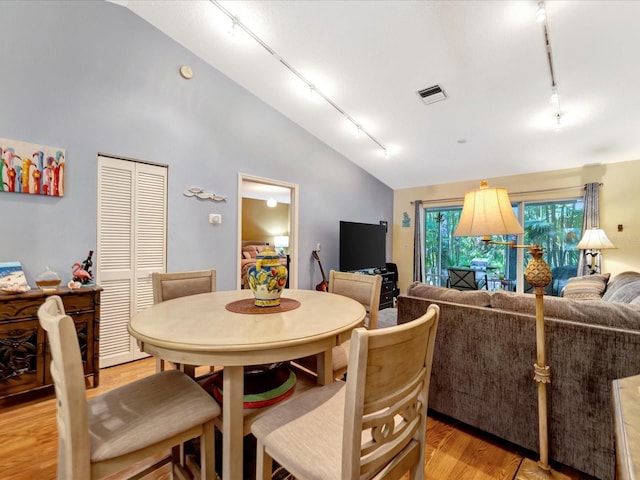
left=247, top=249, right=288, bottom=307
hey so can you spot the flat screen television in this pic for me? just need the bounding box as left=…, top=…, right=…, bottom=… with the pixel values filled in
left=339, top=221, right=387, bottom=272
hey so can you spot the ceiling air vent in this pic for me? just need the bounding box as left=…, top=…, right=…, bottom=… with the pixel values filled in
left=417, top=85, right=447, bottom=105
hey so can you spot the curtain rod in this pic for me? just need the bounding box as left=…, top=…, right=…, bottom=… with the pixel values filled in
left=410, top=183, right=602, bottom=205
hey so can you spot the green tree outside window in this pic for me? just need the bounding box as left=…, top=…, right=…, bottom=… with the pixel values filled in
left=423, top=199, right=583, bottom=295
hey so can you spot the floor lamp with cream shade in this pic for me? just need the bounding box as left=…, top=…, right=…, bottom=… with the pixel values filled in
left=454, top=180, right=569, bottom=480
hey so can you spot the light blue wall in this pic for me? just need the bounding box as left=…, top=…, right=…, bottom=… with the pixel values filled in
left=0, top=1, right=392, bottom=290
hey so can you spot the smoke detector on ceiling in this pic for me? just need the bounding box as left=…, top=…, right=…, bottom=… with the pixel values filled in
left=417, top=85, right=447, bottom=105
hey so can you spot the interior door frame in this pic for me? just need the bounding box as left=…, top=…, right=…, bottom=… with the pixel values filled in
left=237, top=173, right=299, bottom=289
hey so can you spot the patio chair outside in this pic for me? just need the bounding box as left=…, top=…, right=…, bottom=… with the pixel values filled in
left=447, top=267, right=487, bottom=291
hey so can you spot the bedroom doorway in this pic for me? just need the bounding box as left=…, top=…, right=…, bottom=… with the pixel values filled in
left=238, top=174, right=299, bottom=289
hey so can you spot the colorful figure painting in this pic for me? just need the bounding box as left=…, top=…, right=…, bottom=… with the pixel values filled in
left=1, top=138, right=65, bottom=197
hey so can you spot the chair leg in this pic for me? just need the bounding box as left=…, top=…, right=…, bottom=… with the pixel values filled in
left=170, top=445, right=181, bottom=465
left=255, top=438, right=273, bottom=480
left=410, top=461, right=422, bottom=480
left=200, top=420, right=216, bottom=480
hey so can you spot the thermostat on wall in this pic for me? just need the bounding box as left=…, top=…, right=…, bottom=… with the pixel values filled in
left=180, top=65, right=193, bottom=79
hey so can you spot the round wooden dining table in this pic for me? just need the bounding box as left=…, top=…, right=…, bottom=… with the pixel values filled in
left=128, top=288, right=366, bottom=480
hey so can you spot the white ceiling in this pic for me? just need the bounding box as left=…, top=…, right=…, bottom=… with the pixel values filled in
left=120, top=0, right=640, bottom=190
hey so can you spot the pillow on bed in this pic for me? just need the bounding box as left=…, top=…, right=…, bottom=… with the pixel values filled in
left=243, top=252, right=252, bottom=259
left=242, top=245, right=260, bottom=258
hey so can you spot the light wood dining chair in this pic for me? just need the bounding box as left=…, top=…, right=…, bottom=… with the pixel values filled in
left=294, top=270, right=382, bottom=379
left=152, top=269, right=216, bottom=375
left=38, top=295, right=220, bottom=480
left=330, top=270, right=382, bottom=330
left=251, top=304, right=440, bottom=480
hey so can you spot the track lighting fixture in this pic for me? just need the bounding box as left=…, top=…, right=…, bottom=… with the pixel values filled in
left=538, top=1, right=562, bottom=130
left=228, top=18, right=238, bottom=37
left=536, top=1, right=546, bottom=23
left=550, top=86, right=559, bottom=106
left=211, top=0, right=389, bottom=158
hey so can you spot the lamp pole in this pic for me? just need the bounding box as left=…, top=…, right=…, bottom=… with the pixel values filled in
left=454, top=181, right=570, bottom=479
left=517, top=245, right=568, bottom=480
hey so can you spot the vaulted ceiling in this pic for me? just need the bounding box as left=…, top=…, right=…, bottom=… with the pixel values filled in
left=120, top=0, right=640, bottom=190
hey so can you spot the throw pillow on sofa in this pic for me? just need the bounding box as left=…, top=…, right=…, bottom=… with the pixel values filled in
left=561, top=273, right=610, bottom=300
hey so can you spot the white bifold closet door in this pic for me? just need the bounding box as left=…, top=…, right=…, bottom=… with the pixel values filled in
left=97, top=155, right=167, bottom=368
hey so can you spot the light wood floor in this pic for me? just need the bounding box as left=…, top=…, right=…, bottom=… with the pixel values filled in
left=0, top=358, right=596, bottom=480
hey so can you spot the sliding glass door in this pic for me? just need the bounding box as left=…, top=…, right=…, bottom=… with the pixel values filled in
left=521, top=199, right=583, bottom=295
left=422, top=198, right=583, bottom=295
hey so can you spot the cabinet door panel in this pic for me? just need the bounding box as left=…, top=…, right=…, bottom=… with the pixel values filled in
left=0, top=320, right=45, bottom=395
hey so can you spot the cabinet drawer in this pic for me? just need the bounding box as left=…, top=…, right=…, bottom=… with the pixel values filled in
left=380, top=292, right=394, bottom=304
left=0, top=290, right=95, bottom=322
left=381, top=282, right=394, bottom=293
left=61, top=292, right=96, bottom=313
left=0, top=298, right=41, bottom=321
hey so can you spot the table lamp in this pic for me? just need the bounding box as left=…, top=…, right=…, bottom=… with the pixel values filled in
left=274, top=235, right=289, bottom=255
left=454, top=180, right=568, bottom=480
left=576, top=228, right=615, bottom=274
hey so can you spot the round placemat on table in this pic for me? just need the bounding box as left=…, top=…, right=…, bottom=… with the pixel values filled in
left=225, top=297, right=300, bottom=314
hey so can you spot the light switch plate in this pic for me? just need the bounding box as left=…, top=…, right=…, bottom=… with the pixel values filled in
left=209, top=213, right=222, bottom=224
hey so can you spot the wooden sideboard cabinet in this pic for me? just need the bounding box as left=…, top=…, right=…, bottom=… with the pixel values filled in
left=0, top=286, right=101, bottom=405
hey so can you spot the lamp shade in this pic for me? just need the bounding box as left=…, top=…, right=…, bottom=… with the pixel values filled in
left=453, top=181, right=524, bottom=237
left=576, top=228, right=616, bottom=250
left=274, top=236, right=289, bottom=248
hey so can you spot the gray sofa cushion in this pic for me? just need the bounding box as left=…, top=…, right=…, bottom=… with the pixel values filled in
left=406, top=282, right=491, bottom=307
left=490, top=289, right=640, bottom=329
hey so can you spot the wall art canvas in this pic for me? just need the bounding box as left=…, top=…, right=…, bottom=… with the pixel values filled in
left=1, top=137, right=65, bottom=196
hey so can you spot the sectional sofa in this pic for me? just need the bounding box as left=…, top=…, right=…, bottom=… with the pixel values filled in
left=397, top=271, right=640, bottom=480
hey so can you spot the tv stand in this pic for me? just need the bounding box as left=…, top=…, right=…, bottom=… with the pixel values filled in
left=356, top=268, right=397, bottom=310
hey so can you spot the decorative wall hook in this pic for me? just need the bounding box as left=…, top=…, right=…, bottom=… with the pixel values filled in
left=183, top=187, right=227, bottom=202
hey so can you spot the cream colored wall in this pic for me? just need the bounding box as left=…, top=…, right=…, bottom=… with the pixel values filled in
left=242, top=198, right=290, bottom=245
left=393, top=159, right=640, bottom=293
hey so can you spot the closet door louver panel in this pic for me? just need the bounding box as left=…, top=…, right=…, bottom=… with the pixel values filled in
left=134, top=163, right=167, bottom=314
left=97, top=156, right=166, bottom=367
